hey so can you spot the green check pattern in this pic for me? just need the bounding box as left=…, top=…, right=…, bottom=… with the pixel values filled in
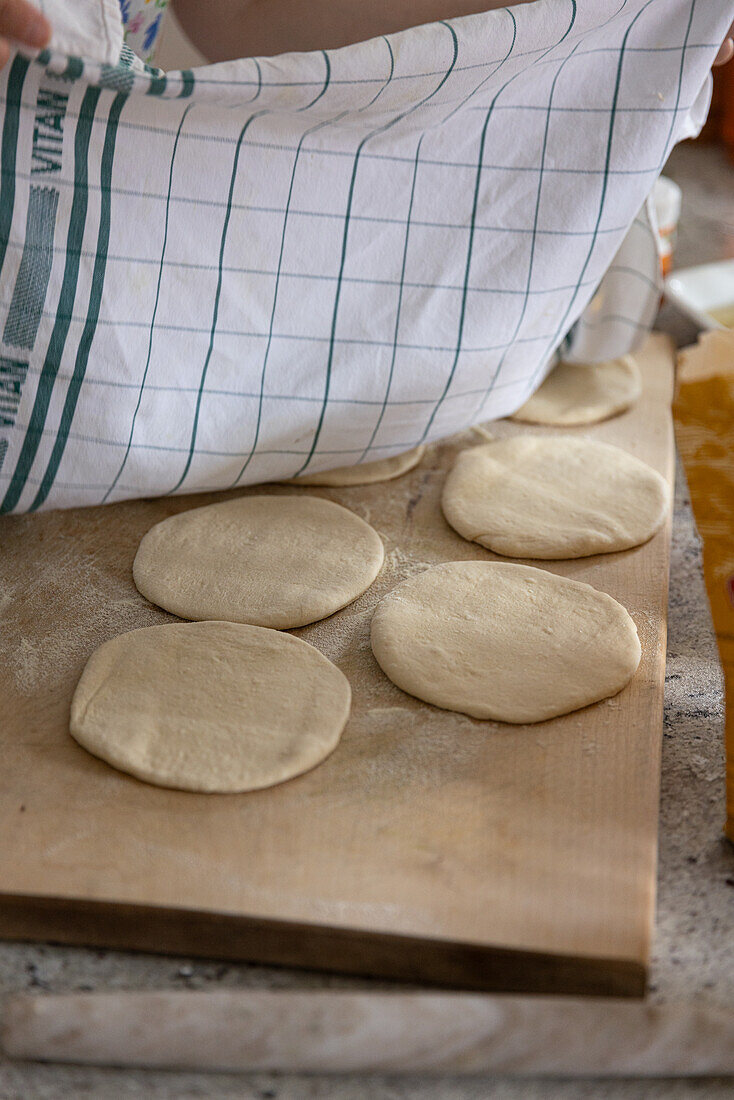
left=0, top=0, right=731, bottom=512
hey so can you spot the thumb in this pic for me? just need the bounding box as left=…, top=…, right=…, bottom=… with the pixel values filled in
left=0, top=0, right=51, bottom=49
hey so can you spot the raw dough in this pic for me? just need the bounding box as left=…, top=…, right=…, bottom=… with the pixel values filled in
left=70, top=622, right=351, bottom=792
left=371, top=561, right=641, bottom=723
left=441, top=436, right=669, bottom=559
left=133, top=495, right=384, bottom=628
left=287, top=446, right=426, bottom=487
left=511, top=356, right=641, bottom=426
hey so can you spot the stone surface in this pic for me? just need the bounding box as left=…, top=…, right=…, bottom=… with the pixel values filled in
left=1, top=147, right=733, bottom=1100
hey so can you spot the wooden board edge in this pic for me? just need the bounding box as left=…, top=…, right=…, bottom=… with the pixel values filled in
left=0, top=893, right=645, bottom=999
left=638, top=341, right=676, bottom=972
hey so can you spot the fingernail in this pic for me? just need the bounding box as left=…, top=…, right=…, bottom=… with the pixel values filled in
left=25, top=13, right=51, bottom=48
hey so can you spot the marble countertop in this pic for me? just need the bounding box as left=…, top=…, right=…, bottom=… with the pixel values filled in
left=1, top=143, right=732, bottom=1100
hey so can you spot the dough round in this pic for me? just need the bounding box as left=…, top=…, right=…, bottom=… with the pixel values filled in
left=288, top=446, right=426, bottom=487
left=511, top=356, right=641, bottom=426
left=70, top=622, right=351, bottom=792
left=371, top=562, right=641, bottom=723
left=441, top=436, right=669, bottom=560
left=133, top=495, right=384, bottom=628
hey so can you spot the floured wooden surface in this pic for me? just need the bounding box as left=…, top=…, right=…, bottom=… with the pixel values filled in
left=0, top=335, right=675, bottom=996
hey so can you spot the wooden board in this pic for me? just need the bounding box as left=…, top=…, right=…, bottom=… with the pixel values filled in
left=0, top=334, right=675, bottom=997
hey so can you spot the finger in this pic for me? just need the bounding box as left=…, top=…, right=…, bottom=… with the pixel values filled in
left=714, top=37, right=734, bottom=67
left=0, top=36, right=11, bottom=70
left=0, top=0, right=51, bottom=48
left=714, top=20, right=734, bottom=67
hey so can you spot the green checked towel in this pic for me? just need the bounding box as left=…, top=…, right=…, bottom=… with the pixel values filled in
left=0, top=0, right=731, bottom=512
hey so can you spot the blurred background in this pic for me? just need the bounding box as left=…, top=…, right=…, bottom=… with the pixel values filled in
left=156, top=5, right=205, bottom=69
left=660, top=61, right=734, bottom=344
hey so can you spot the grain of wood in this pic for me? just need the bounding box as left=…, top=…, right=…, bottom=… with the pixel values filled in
left=5, top=991, right=733, bottom=1076
left=0, top=335, right=676, bottom=996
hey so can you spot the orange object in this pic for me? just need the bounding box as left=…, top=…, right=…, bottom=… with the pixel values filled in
left=675, top=330, right=734, bottom=842
left=653, top=178, right=682, bottom=279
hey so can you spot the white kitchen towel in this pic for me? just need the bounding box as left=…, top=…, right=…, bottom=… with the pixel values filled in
left=0, top=0, right=731, bottom=512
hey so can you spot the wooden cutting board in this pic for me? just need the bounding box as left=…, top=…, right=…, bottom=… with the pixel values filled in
left=0, top=334, right=675, bottom=997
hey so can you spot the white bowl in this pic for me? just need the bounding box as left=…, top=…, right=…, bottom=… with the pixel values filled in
left=665, top=260, right=734, bottom=330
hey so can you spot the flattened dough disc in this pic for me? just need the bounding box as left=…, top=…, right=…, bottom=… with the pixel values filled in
left=442, top=436, right=669, bottom=560
left=287, top=446, right=426, bottom=487
left=133, top=495, right=384, bottom=628
left=70, top=622, right=351, bottom=792
left=371, top=561, right=641, bottom=723
left=511, top=356, right=641, bottom=426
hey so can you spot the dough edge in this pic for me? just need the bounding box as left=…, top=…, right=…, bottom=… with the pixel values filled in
left=441, top=436, right=670, bottom=560
left=70, top=621, right=352, bottom=793
left=370, top=562, right=642, bottom=724
left=132, top=494, right=385, bottom=628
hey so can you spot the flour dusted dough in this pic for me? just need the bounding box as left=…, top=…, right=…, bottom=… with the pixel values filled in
left=371, top=562, right=641, bottom=723
left=442, top=436, right=669, bottom=560
left=70, top=622, right=351, bottom=792
left=511, top=356, right=641, bottom=426
left=288, top=446, right=426, bottom=486
left=133, top=495, right=384, bottom=628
